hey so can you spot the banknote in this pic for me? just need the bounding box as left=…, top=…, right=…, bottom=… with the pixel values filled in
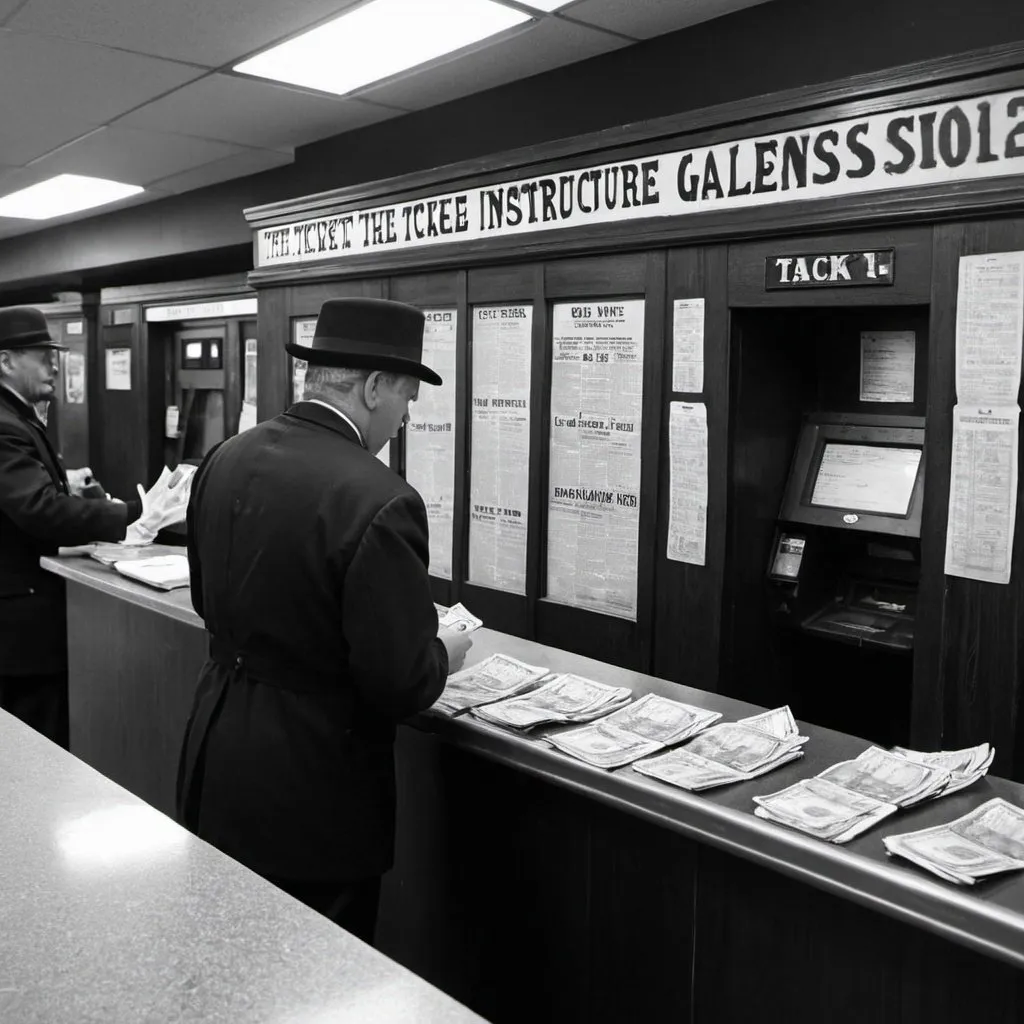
left=686, top=722, right=804, bottom=774
left=753, top=777, right=897, bottom=842
left=739, top=705, right=799, bottom=740
left=819, top=747, right=947, bottom=807
left=547, top=721, right=663, bottom=769
left=438, top=602, right=483, bottom=633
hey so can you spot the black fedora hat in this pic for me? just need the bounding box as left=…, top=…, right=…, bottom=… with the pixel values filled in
left=0, top=306, right=68, bottom=351
left=285, top=297, right=441, bottom=386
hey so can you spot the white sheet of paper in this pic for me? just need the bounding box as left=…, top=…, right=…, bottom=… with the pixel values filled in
left=955, top=251, right=1024, bottom=405
left=944, top=405, right=1019, bottom=584
left=671, top=298, right=705, bottom=394
left=859, top=331, right=915, bottom=403
left=291, top=318, right=316, bottom=402
left=104, top=348, right=131, bottom=391
left=666, top=402, right=708, bottom=565
left=405, top=309, right=457, bottom=580
left=547, top=299, right=645, bottom=619
left=468, top=304, right=532, bottom=594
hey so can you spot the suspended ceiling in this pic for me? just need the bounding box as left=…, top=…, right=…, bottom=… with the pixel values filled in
left=0, top=0, right=771, bottom=241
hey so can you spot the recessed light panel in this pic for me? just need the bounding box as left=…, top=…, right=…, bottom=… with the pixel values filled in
left=234, top=0, right=532, bottom=97
left=0, top=174, right=143, bottom=220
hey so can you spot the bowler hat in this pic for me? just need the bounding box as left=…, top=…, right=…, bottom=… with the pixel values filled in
left=0, top=306, right=68, bottom=351
left=285, top=297, right=441, bottom=386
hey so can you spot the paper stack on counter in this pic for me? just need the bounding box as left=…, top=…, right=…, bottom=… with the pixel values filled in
left=631, top=706, right=806, bottom=791
left=437, top=602, right=483, bottom=634
left=433, top=653, right=548, bottom=716
left=543, top=693, right=722, bottom=769
left=91, top=542, right=184, bottom=566
left=890, top=742, right=995, bottom=797
left=469, top=673, right=632, bottom=731
left=752, top=745, right=957, bottom=844
left=113, top=554, right=190, bottom=591
left=883, top=799, right=1024, bottom=885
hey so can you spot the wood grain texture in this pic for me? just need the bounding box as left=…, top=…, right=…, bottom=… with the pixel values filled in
left=66, top=582, right=206, bottom=817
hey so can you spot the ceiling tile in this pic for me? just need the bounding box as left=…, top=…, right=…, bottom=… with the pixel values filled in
left=354, top=16, right=628, bottom=111
left=566, top=0, right=773, bottom=40
left=8, top=0, right=366, bottom=67
left=148, top=148, right=294, bottom=195
left=26, top=127, right=249, bottom=187
left=0, top=188, right=159, bottom=240
left=0, top=30, right=205, bottom=163
left=117, top=74, right=403, bottom=150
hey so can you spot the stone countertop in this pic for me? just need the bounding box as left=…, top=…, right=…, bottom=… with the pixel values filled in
left=40, top=551, right=1024, bottom=970
left=0, top=708, right=487, bottom=1024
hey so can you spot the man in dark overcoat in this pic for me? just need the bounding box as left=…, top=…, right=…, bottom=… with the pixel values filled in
left=0, top=306, right=145, bottom=747
left=178, top=297, right=471, bottom=943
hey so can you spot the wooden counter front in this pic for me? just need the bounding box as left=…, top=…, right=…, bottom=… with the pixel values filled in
left=42, top=553, right=1024, bottom=1022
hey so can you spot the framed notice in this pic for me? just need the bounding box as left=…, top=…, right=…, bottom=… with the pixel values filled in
left=291, top=318, right=316, bottom=403
left=63, top=351, right=85, bottom=404
left=546, top=299, right=645, bottom=619
left=468, top=304, right=533, bottom=594
left=405, top=308, right=457, bottom=580
left=105, top=347, right=131, bottom=391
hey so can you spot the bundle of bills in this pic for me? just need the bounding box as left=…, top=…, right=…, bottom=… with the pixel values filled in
left=818, top=746, right=953, bottom=807
left=470, top=673, right=632, bottom=731
left=632, top=709, right=807, bottom=791
left=891, top=742, right=995, bottom=797
left=433, top=653, right=548, bottom=716
left=753, top=777, right=897, bottom=843
left=543, top=693, right=722, bottom=769
left=883, top=799, right=1024, bottom=885
left=437, top=602, right=483, bottom=633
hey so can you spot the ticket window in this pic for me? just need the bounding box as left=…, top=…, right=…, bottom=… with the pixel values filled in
left=172, top=326, right=228, bottom=463
left=723, top=305, right=929, bottom=746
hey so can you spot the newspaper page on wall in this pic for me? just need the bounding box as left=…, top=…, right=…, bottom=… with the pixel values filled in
left=859, top=331, right=915, bottom=403
left=944, top=405, right=1020, bottom=585
left=666, top=402, right=708, bottom=565
left=547, top=299, right=645, bottom=619
left=672, top=298, right=705, bottom=394
left=468, top=304, right=532, bottom=594
left=405, top=309, right=457, bottom=579
left=945, top=252, right=1024, bottom=584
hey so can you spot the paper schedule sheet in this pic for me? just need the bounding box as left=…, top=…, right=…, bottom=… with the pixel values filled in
left=672, top=298, right=705, bottom=394
left=468, top=304, right=532, bottom=595
left=546, top=300, right=645, bottom=619
left=666, top=402, right=708, bottom=565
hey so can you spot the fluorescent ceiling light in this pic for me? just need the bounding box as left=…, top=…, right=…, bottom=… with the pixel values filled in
left=512, top=0, right=574, bottom=10
left=234, top=0, right=532, bottom=96
left=0, top=174, right=143, bottom=220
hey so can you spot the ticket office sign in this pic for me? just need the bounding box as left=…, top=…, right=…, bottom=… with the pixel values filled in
left=256, top=88, right=1024, bottom=267
left=765, top=249, right=895, bottom=289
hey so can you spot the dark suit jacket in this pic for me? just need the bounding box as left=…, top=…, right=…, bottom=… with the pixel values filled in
left=0, top=387, right=133, bottom=675
left=178, top=401, right=448, bottom=882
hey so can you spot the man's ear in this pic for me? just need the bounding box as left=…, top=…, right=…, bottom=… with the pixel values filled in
left=0, top=351, right=13, bottom=378
left=362, top=370, right=382, bottom=410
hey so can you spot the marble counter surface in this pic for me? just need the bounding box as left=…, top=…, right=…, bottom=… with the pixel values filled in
left=0, top=709, right=486, bottom=1024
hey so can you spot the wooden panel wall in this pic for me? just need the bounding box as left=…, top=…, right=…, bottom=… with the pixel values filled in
left=915, top=216, right=1024, bottom=778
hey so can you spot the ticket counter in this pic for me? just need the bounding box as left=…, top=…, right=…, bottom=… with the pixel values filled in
left=41, top=552, right=1024, bottom=1024
left=244, top=49, right=1024, bottom=779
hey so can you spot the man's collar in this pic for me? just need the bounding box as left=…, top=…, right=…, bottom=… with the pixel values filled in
left=0, top=382, right=43, bottom=425
left=289, top=399, right=367, bottom=449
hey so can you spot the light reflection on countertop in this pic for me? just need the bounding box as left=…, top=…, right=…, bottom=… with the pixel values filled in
left=0, top=710, right=487, bottom=1024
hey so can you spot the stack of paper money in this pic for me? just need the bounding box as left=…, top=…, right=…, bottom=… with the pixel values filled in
left=631, top=707, right=807, bottom=791
left=435, top=602, right=484, bottom=633
left=542, top=693, right=722, bottom=769
left=883, top=799, right=1024, bottom=885
left=433, top=653, right=548, bottom=716
left=752, top=745, right=958, bottom=843
left=890, top=742, right=995, bottom=797
left=469, top=673, right=632, bottom=731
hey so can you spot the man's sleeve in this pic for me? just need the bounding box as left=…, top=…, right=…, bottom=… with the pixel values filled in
left=0, top=425, right=131, bottom=544
left=341, top=491, right=448, bottom=718
left=185, top=456, right=207, bottom=620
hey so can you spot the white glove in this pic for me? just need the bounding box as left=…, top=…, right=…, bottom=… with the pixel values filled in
left=122, top=465, right=196, bottom=546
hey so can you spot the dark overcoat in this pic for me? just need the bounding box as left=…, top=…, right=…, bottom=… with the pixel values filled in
left=177, top=401, right=448, bottom=882
left=0, top=387, right=130, bottom=675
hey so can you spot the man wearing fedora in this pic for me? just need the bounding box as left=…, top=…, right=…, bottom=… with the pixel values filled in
left=178, top=297, right=472, bottom=943
left=0, top=306, right=144, bottom=746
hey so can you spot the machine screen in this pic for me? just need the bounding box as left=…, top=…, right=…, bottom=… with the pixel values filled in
left=809, top=443, right=921, bottom=516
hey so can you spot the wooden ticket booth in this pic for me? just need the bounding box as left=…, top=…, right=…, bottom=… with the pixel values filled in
left=246, top=46, right=1024, bottom=781
left=95, top=275, right=258, bottom=501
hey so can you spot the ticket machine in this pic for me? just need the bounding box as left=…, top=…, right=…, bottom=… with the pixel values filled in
left=767, top=413, right=924, bottom=653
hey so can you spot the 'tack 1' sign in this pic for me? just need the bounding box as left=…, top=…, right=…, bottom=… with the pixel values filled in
left=765, top=249, right=895, bottom=289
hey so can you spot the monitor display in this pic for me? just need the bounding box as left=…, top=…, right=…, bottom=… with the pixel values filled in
left=809, top=443, right=922, bottom=516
